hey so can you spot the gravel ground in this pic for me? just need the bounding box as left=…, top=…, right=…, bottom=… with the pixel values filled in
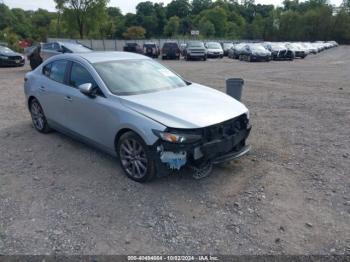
left=0, top=47, right=349, bottom=255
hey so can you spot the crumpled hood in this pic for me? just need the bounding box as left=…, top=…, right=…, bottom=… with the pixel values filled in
left=119, top=83, right=249, bottom=129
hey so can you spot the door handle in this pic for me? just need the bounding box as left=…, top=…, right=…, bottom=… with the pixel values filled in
left=64, top=96, right=72, bottom=102
left=39, top=86, right=46, bottom=92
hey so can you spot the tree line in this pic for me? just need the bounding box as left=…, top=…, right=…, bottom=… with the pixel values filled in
left=1, top=0, right=350, bottom=50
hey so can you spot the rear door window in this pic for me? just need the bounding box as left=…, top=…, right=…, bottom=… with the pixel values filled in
left=42, top=62, right=52, bottom=77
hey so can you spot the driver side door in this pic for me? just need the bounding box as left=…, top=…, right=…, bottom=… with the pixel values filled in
left=62, top=61, right=117, bottom=151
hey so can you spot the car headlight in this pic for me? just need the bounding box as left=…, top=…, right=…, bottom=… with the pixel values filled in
left=152, top=130, right=202, bottom=144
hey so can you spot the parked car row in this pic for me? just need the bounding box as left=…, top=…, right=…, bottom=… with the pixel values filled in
left=22, top=40, right=338, bottom=70
left=122, top=40, right=338, bottom=62
left=228, top=41, right=338, bottom=62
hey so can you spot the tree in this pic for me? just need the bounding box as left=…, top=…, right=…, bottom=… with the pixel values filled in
left=199, top=18, right=215, bottom=37
left=122, top=26, right=146, bottom=39
left=58, top=0, right=109, bottom=39
left=54, top=0, right=66, bottom=37
left=192, top=0, right=212, bottom=15
left=333, top=10, right=350, bottom=43
left=0, top=3, right=14, bottom=31
left=164, top=16, right=180, bottom=36
left=166, top=0, right=191, bottom=18
left=31, top=9, right=53, bottom=41
left=136, top=1, right=156, bottom=16
left=197, top=7, right=228, bottom=37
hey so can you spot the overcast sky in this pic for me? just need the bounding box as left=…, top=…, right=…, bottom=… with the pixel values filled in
left=3, top=0, right=343, bottom=13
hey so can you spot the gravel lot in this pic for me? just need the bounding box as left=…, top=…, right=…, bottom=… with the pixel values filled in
left=0, top=46, right=349, bottom=255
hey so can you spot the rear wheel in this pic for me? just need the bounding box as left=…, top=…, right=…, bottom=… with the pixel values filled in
left=29, top=98, right=51, bottom=133
left=117, top=131, right=156, bottom=182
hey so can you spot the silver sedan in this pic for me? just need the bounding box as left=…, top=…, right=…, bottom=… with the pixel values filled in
left=24, top=52, right=251, bottom=182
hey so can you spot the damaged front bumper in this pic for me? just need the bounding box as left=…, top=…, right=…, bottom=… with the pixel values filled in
left=151, top=114, right=252, bottom=177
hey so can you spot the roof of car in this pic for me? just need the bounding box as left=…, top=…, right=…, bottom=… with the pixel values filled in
left=66, top=51, right=149, bottom=63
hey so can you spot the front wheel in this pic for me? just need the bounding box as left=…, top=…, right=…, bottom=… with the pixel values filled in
left=117, top=131, right=156, bottom=182
left=29, top=98, right=51, bottom=133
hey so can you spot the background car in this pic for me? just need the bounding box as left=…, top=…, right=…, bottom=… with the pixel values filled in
left=28, top=42, right=92, bottom=70
left=221, top=42, right=234, bottom=56
left=143, top=42, right=160, bottom=58
left=40, top=42, right=92, bottom=61
left=205, top=42, right=223, bottom=58
left=0, top=45, right=25, bottom=67
left=285, top=43, right=308, bottom=58
left=228, top=43, right=247, bottom=59
left=263, top=42, right=295, bottom=60
left=183, top=41, right=207, bottom=61
left=24, top=51, right=251, bottom=182
left=161, top=42, right=180, bottom=60
left=238, top=44, right=272, bottom=62
left=123, top=42, right=143, bottom=54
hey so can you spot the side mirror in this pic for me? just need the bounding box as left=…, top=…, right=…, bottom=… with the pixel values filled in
left=78, top=83, right=94, bottom=97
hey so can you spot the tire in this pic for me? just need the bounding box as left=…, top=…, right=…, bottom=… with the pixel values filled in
left=29, top=98, right=51, bottom=133
left=185, top=55, right=189, bottom=61
left=203, top=56, right=207, bottom=61
left=239, top=55, right=243, bottom=61
left=117, top=131, right=156, bottom=182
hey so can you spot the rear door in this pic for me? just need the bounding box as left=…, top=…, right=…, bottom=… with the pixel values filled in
left=38, top=59, right=70, bottom=125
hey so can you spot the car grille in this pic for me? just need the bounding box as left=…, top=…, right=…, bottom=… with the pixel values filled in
left=190, top=49, right=205, bottom=53
left=8, top=56, right=22, bottom=61
left=202, top=114, right=249, bottom=142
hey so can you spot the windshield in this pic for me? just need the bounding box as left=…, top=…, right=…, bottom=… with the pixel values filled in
left=250, top=45, right=267, bottom=52
left=206, top=43, right=221, bottom=49
left=94, top=59, right=187, bottom=96
left=223, top=43, right=233, bottom=48
left=188, top=42, right=204, bottom=48
left=63, top=43, right=91, bottom=52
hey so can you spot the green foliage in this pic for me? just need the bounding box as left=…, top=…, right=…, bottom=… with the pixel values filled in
left=199, top=18, right=215, bottom=37
left=192, top=0, right=213, bottom=15
left=164, top=16, right=180, bottom=36
left=122, top=26, right=146, bottom=39
left=166, top=0, right=191, bottom=18
left=0, top=0, right=350, bottom=44
left=197, top=7, right=228, bottom=37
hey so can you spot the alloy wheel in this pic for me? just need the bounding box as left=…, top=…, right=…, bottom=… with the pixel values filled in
left=119, top=138, right=148, bottom=179
left=30, top=100, right=45, bottom=131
